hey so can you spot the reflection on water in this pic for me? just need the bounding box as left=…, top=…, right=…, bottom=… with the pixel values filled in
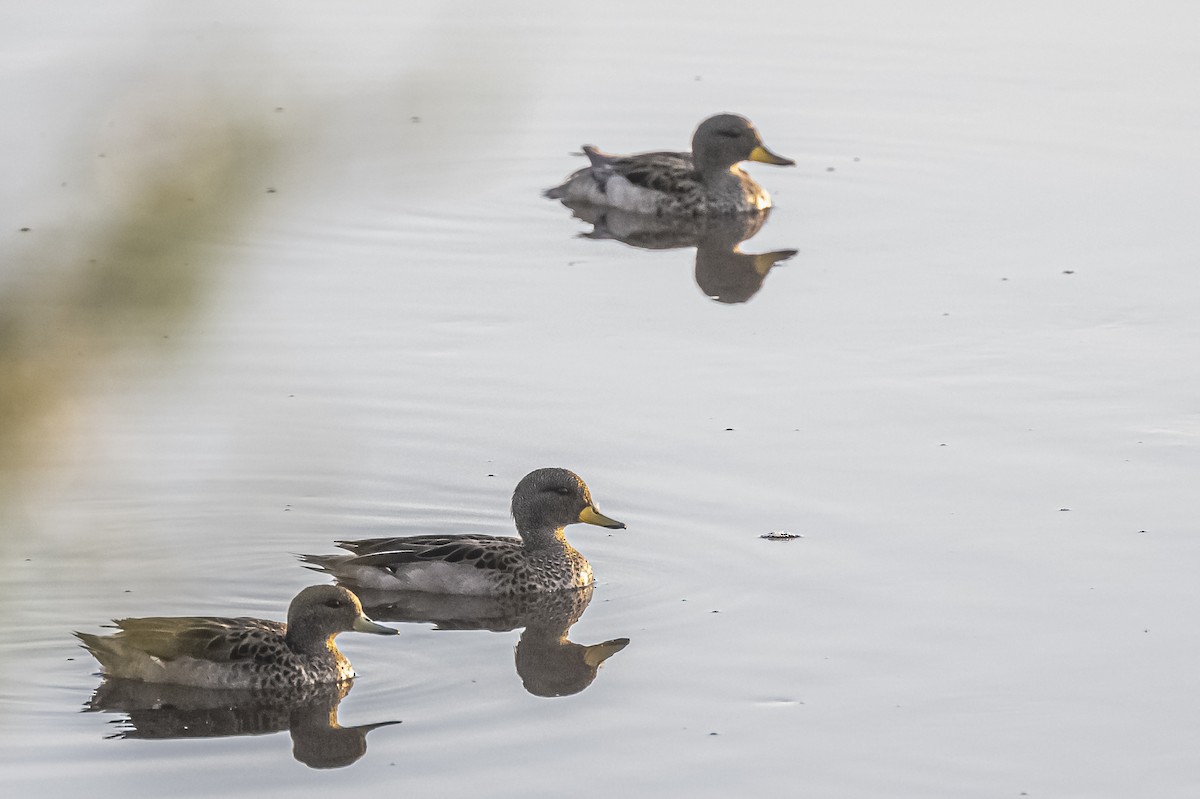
left=555, top=203, right=796, bottom=303
left=83, top=678, right=399, bottom=770
left=356, top=585, right=628, bottom=697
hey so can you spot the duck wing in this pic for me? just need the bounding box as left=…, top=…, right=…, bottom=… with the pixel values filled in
left=608, top=151, right=697, bottom=193
left=545, top=148, right=697, bottom=201
left=334, top=534, right=523, bottom=568
left=80, top=617, right=285, bottom=663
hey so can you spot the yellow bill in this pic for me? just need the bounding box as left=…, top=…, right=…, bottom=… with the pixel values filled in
left=578, top=505, right=626, bottom=529
left=352, top=615, right=399, bottom=635
left=749, top=145, right=795, bottom=166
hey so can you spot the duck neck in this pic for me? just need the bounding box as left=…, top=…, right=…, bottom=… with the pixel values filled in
left=521, top=525, right=569, bottom=552
left=692, top=135, right=741, bottom=181
left=691, top=155, right=734, bottom=191
left=698, top=161, right=741, bottom=185
left=286, top=628, right=339, bottom=657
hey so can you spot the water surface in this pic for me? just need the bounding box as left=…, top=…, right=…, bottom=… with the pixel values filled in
left=2, top=2, right=1198, bottom=797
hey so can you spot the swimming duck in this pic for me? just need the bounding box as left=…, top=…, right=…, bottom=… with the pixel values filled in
left=300, top=468, right=625, bottom=596
left=75, top=584, right=397, bottom=689
left=544, top=113, right=794, bottom=216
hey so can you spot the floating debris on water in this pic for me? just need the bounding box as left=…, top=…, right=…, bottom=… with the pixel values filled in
left=760, top=531, right=803, bottom=541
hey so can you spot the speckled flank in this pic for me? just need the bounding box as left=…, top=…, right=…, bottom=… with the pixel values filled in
left=483, top=543, right=595, bottom=595
left=300, top=468, right=622, bottom=596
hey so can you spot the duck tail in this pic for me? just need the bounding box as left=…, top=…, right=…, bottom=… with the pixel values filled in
left=74, top=630, right=124, bottom=673
left=582, top=145, right=617, bottom=168
left=295, top=552, right=338, bottom=573
left=545, top=146, right=616, bottom=200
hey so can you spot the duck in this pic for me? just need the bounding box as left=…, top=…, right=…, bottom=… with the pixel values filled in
left=75, top=584, right=397, bottom=689
left=300, top=468, right=625, bottom=596
left=544, top=113, right=794, bottom=216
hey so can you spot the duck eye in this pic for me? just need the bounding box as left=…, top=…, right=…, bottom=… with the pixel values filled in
left=547, top=486, right=572, bottom=496
left=324, top=599, right=344, bottom=608
left=716, top=129, right=742, bottom=139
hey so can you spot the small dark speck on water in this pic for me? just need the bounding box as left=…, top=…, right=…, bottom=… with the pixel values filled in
left=939, top=443, right=947, bottom=447
left=19, top=227, right=30, bottom=232
left=487, top=473, right=495, bottom=477
left=266, top=188, right=276, bottom=193
left=124, top=589, right=132, bottom=593
left=709, top=732, right=719, bottom=736
left=1137, top=530, right=1147, bottom=533
left=725, top=428, right=734, bottom=431
left=1062, top=270, right=1074, bottom=274
left=411, top=116, right=421, bottom=123
left=825, top=166, right=835, bottom=172
left=1059, top=508, right=1071, bottom=512
left=711, top=610, right=720, bottom=614
left=274, top=107, right=284, bottom=112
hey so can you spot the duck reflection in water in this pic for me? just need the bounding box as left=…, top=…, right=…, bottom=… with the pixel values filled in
left=353, top=584, right=628, bottom=697
left=558, top=204, right=797, bottom=304
left=82, top=679, right=399, bottom=769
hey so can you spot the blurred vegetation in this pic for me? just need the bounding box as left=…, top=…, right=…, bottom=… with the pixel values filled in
left=0, top=84, right=280, bottom=497
left=0, top=6, right=529, bottom=518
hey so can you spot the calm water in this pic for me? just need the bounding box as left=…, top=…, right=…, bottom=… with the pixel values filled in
left=2, top=1, right=1199, bottom=796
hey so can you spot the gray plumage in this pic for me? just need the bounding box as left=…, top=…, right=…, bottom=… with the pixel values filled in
left=75, top=585, right=396, bottom=689
left=545, top=113, right=794, bottom=216
left=300, top=468, right=625, bottom=596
